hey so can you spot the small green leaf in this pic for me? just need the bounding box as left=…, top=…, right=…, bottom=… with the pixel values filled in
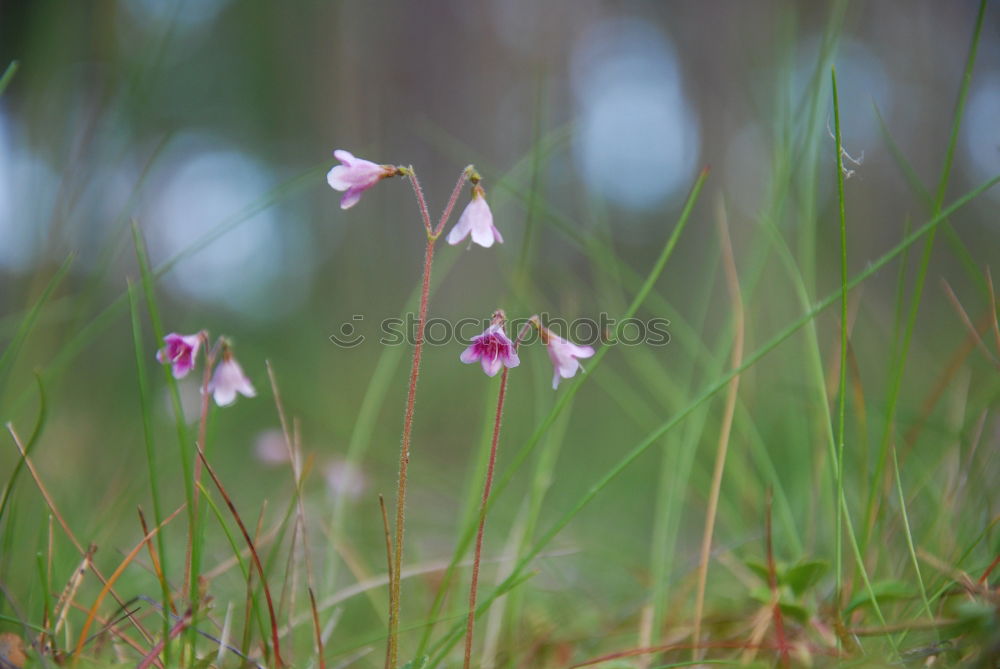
left=745, top=560, right=773, bottom=584
left=402, top=655, right=430, bottom=669
left=784, top=560, right=828, bottom=596
left=747, top=587, right=811, bottom=623
left=777, top=601, right=810, bottom=624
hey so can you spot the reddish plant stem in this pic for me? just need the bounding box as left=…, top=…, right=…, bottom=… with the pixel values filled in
left=406, top=170, right=433, bottom=236
left=386, top=167, right=471, bottom=667
left=308, top=588, right=326, bottom=669
left=462, top=364, right=510, bottom=669
left=434, top=168, right=473, bottom=238
left=137, top=608, right=193, bottom=669
left=463, top=320, right=528, bottom=669
left=380, top=495, right=395, bottom=669
left=388, top=234, right=435, bottom=668
left=979, top=553, right=1000, bottom=585
left=196, top=445, right=284, bottom=667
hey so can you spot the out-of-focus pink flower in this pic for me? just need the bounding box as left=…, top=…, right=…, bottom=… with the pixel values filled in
left=326, top=149, right=397, bottom=209
left=207, top=353, right=256, bottom=407
left=254, top=429, right=293, bottom=467
left=156, top=333, right=202, bottom=379
left=446, top=184, right=503, bottom=248
left=460, top=315, right=519, bottom=377
left=542, top=330, right=595, bottom=389
left=324, top=457, right=368, bottom=501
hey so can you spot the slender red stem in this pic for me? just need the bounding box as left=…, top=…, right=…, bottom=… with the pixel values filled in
left=137, top=609, right=192, bottom=669
left=462, top=320, right=529, bottom=669
left=380, top=495, right=395, bottom=669
left=308, top=588, right=326, bottom=669
left=388, top=234, right=435, bottom=668
left=386, top=167, right=472, bottom=667
left=979, top=553, right=1000, bottom=585
left=196, top=446, right=284, bottom=667
left=434, top=167, right=473, bottom=238
left=406, top=171, right=433, bottom=236
left=463, top=364, right=510, bottom=669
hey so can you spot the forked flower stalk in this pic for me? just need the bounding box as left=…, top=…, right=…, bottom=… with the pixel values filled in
left=386, top=166, right=473, bottom=668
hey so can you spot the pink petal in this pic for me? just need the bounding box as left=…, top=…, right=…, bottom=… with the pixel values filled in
left=327, top=164, right=354, bottom=191
left=447, top=215, right=472, bottom=245
left=491, top=224, right=504, bottom=244
left=467, top=199, right=496, bottom=248
left=469, top=220, right=495, bottom=247
left=340, top=186, right=364, bottom=210
left=460, top=346, right=481, bottom=363
left=333, top=149, right=355, bottom=165
left=481, top=354, right=503, bottom=377
left=213, top=385, right=238, bottom=407
left=171, top=358, right=194, bottom=379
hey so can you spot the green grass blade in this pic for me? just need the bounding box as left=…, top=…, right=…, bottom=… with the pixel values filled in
left=0, top=61, right=18, bottom=96
left=130, top=221, right=202, bottom=648
left=0, top=374, right=47, bottom=528
left=127, top=279, right=173, bottom=662
left=832, top=65, right=848, bottom=618
left=874, top=105, right=989, bottom=298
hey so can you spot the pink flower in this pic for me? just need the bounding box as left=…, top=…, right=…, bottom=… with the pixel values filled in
left=323, top=458, right=368, bottom=501
left=156, top=333, right=202, bottom=379
left=460, top=319, right=520, bottom=377
left=254, top=429, right=293, bottom=467
left=542, top=330, right=595, bottom=389
left=207, top=354, right=256, bottom=406
left=326, top=149, right=397, bottom=209
left=446, top=184, right=503, bottom=248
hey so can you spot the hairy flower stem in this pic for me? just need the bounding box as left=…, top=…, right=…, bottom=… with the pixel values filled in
left=387, top=168, right=470, bottom=668
left=463, top=320, right=530, bottom=669
left=388, top=234, right=434, bottom=668
left=462, top=366, right=508, bottom=669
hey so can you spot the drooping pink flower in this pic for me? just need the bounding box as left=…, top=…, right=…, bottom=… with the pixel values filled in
left=156, top=333, right=202, bottom=379
left=460, top=316, right=519, bottom=377
left=207, top=353, right=256, bottom=407
left=446, top=184, right=503, bottom=248
left=542, top=330, right=595, bottom=389
left=326, top=149, right=397, bottom=210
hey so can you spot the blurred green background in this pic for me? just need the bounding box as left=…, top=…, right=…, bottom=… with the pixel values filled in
left=1, top=1, right=999, bottom=666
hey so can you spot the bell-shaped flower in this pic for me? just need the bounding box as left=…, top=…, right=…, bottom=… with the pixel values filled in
left=326, top=149, right=397, bottom=210
left=460, top=316, right=519, bottom=377
left=207, top=351, right=257, bottom=407
left=156, top=332, right=202, bottom=379
left=542, top=329, right=595, bottom=389
left=446, top=184, right=503, bottom=248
